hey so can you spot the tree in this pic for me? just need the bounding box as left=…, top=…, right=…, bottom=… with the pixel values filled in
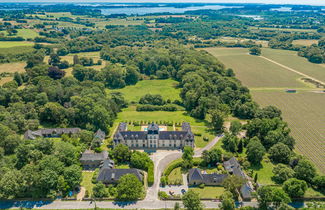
left=283, top=178, right=307, bottom=198
left=219, top=191, right=235, bottom=210
left=111, top=144, right=131, bottom=163
left=130, top=151, right=151, bottom=171
left=312, top=176, right=325, bottom=192
left=63, top=165, right=82, bottom=191
left=222, top=175, right=245, bottom=199
left=210, top=110, right=224, bottom=133
left=73, top=55, right=80, bottom=65
left=125, top=65, right=140, bottom=85
left=182, top=146, right=194, bottom=169
left=13, top=72, right=23, bottom=86
left=249, top=46, right=261, bottom=56
left=269, top=143, right=291, bottom=164
left=139, top=94, right=165, bottom=106
left=202, top=148, right=222, bottom=166
left=257, top=186, right=291, bottom=209
left=48, top=66, right=65, bottom=80
left=272, top=164, right=295, bottom=184
left=0, top=134, right=21, bottom=155
left=48, top=53, right=61, bottom=66
left=116, top=174, right=143, bottom=200
left=0, top=170, right=24, bottom=199
left=246, top=137, right=265, bottom=165
left=174, top=202, right=180, bottom=210
left=93, top=182, right=109, bottom=198
left=229, top=120, right=241, bottom=135
left=78, top=130, right=94, bottom=145
left=222, top=133, right=239, bottom=153
left=182, top=190, right=204, bottom=210
left=294, top=159, right=316, bottom=183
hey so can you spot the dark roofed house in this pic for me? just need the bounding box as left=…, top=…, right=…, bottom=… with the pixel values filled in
left=188, top=168, right=228, bottom=186
left=92, top=129, right=106, bottom=145
left=223, top=157, right=253, bottom=201
left=97, top=167, right=143, bottom=184
left=24, top=128, right=81, bottom=140
left=80, top=150, right=111, bottom=170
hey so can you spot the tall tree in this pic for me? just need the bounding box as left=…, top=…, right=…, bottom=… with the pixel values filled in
left=182, top=190, right=204, bottom=210
left=116, top=174, right=143, bottom=201
left=246, top=137, right=265, bottom=165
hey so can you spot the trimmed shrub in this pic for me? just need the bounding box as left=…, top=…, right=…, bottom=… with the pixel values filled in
left=164, top=161, right=183, bottom=177
left=147, top=162, right=154, bottom=186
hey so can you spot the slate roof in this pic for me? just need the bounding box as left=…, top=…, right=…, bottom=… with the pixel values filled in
left=202, top=173, right=228, bottom=185
left=223, top=157, right=241, bottom=174
left=118, top=123, right=127, bottom=132
left=188, top=168, right=228, bottom=185
left=189, top=168, right=203, bottom=181
left=148, top=123, right=159, bottom=131
left=80, top=150, right=108, bottom=162
left=24, top=128, right=81, bottom=140
left=97, top=168, right=143, bottom=183
left=119, top=131, right=147, bottom=140
left=94, top=129, right=106, bottom=140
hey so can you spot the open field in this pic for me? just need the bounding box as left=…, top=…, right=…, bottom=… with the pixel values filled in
left=262, top=48, right=325, bottom=82
left=205, top=47, right=324, bottom=174
left=0, top=62, right=25, bottom=73
left=0, top=41, right=34, bottom=48
left=108, top=79, right=181, bottom=103
left=204, top=48, right=307, bottom=88
left=249, top=26, right=317, bottom=33
left=292, top=39, right=319, bottom=46
left=3, top=29, right=39, bottom=39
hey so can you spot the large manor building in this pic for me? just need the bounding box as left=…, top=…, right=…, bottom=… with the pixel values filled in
left=113, top=122, right=195, bottom=149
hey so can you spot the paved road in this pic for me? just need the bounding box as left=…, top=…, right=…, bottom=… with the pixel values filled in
left=0, top=200, right=258, bottom=209
left=0, top=136, right=225, bottom=209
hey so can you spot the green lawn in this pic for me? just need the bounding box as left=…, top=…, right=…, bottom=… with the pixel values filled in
left=0, top=41, right=34, bottom=48
left=246, top=159, right=275, bottom=185
left=107, top=79, right=181, bottom=103
left=190, top=186, right=225, bottom=199
left=168, top=167, right=183, bottom=185
left=81, top=171, right=94, bottom=197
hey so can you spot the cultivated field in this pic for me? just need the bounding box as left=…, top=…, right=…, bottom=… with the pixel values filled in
left=204, top=48, right=306, bottom=88
left=252, top=90, right=325, bottom=173
left=292, top=39, right=319, bottom=46
left=205, top=47, right=325, bottom=174
left=3, top=29, right=39, bottom=39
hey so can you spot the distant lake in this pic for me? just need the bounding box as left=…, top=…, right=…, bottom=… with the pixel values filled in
left=270, top=7, right=292, bottom=12
left=101, top=5, right=243, bottom=15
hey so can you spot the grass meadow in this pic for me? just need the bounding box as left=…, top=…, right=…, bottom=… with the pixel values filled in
left=0, top=41, right=34, bottom=48
left=108, top=79, right=181, bottom=103
left=3, top=29, right=39, bottom=39
left=292, top=39, right=319, bottom=46
left=205, top=47, right=325, bottom=174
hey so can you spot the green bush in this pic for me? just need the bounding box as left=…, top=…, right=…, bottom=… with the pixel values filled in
left=194, top=133, right=202, bottom=136
left=147, top=162, right=154, bottom=186
left=158, top=191, right=169, bottom=200
left=92, top=168, right=99, bottom=184
left=203, top=136, right=209, bottom=141
left=164, top=161, right=183, bottom=177
left=199, top=183, right=205, bottom=189
left=160, top=176, right=167, bottom=187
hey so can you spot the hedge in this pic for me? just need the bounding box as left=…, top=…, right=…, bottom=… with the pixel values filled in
left=136, top=104, right=178, bottom=112
left=163, top=160, right=183, bottom=177
left=147, top=162, right=154, bottom=186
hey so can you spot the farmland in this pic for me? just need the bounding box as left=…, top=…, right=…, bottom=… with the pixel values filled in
left=205, top=47, right=325, bottom=173
left=0, top=41, right=34, bottom=48
left=2, top=29, right=39, bottom=39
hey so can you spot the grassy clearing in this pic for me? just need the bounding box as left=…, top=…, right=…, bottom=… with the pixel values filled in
left=246, top=159, right=275, bottom=185
left=292, top=39, right=319, bottom=46
left=0, top=62, right=25, bottom=73
left=96, top=18, right=144, bottom=28
left=252, top=90, right=325, bottom=174
left=2, top=29, right=39, bottom=39
left=204, top=48, right=307, bottom=88
left=0, top=41, right=34, bottom=48
left=81, top=171, right=94, bottom=197
left=108, top=79, right=181, bottom=103
left=168, top=167, right=183, bottom=185
left=190, top=186, right=225, bottom=199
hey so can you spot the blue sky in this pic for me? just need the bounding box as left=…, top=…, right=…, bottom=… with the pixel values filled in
left=2, top=0, right=325, bottom=6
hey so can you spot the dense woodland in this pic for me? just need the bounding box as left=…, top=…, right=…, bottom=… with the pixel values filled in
left=0, top=3, right=324, bottom=206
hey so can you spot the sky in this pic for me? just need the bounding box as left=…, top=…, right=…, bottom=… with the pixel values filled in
left=1, top=0, right=325, bottom=6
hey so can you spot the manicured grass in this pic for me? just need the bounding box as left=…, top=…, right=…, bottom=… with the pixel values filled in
left=191, top=126, right=215, bottom=148
left=252, top=90, right=325, bottom=174
left=246, top=159, right=275, bottom=185
left=204, top=48, right=307, bottom=88
left=167, top=167, right=183, bottom=185
left=115, top=164, right=130, bottom=169
left=108, top=79, right=181, bottom=103
left=190, top=186, right=225, bottom=199
left=0, top=41, right=34, bottom=48
left=81, top=171, right=94, bottom=197
left=116, top=106, right=207, bottom=126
